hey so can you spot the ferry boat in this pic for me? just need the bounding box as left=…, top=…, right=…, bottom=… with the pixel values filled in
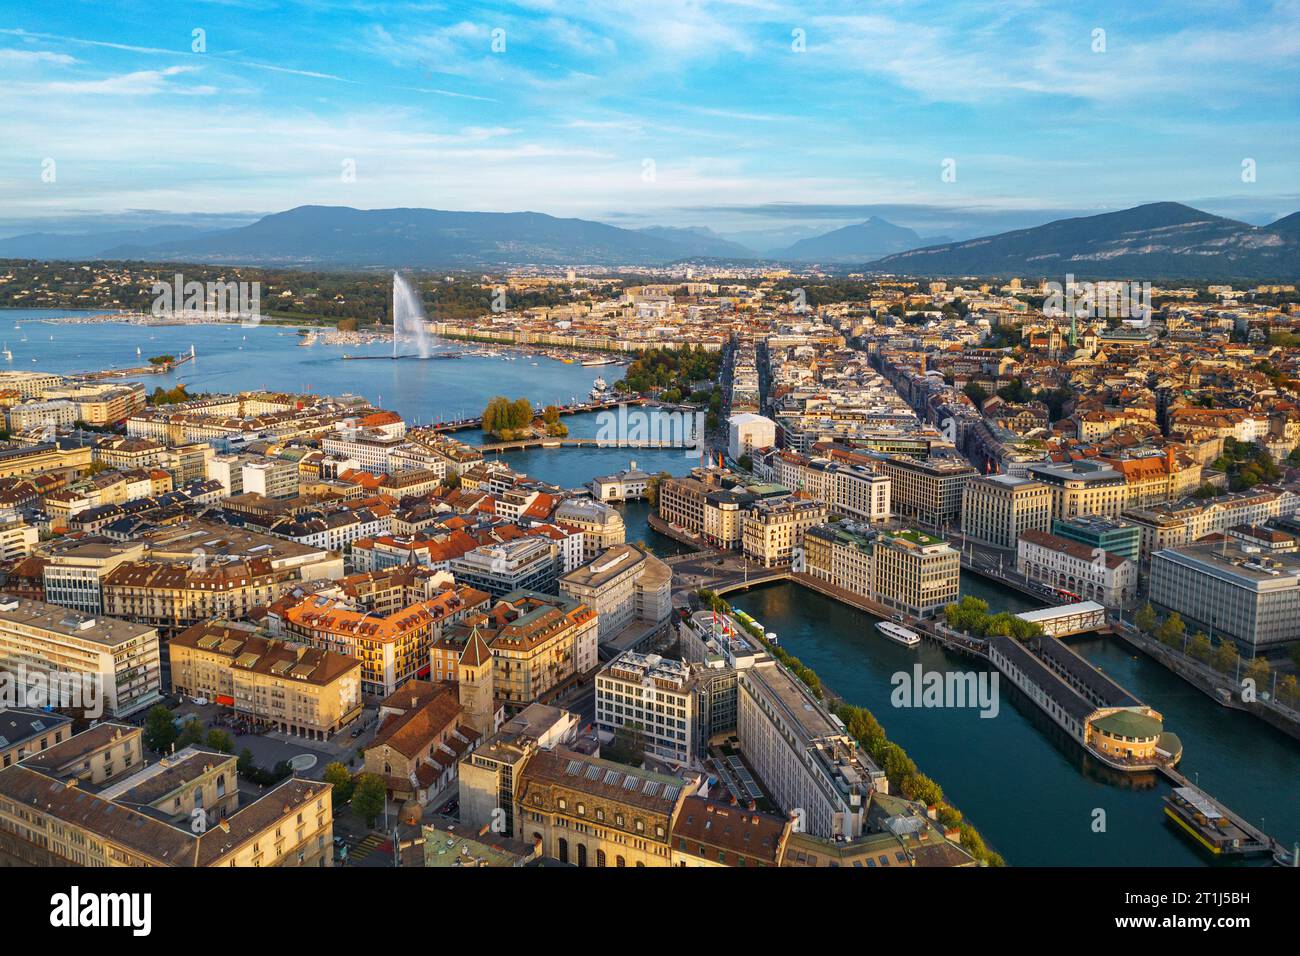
left=876, top=621, right=922, bottom=647
left=582, top=357, right=617, bottom=367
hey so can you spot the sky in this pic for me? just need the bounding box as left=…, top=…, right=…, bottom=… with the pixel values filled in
left=2, top=0, right=1299, bottom=245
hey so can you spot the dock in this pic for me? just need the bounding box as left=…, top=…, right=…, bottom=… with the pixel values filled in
left=1159, top=773, right=1276, bottom=857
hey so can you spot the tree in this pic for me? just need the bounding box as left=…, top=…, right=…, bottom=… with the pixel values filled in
left=1243, top=656, right=1271, bottom=691
left=1134, top=603, right=1158, bottom=634
left=1188, top=632, right=1212, bottom=663
left=237, top=747, right=255, bottom=776
left=323, top=762, right=354, bottom=806
left=351, top=775, right=387, bottom=828
left=143, top=705, right=177, bottom=753
left=177, top=718, right=204, bottom=748
left=901, top=772, right=944, bottom=808
left=205, top=729, right=235, bottom=754
left=1278, top=674, right=1298, bottom=707
left=1212, top=640, right=1240, bottom=675
left=1155, top=612, right=1185, bottom=647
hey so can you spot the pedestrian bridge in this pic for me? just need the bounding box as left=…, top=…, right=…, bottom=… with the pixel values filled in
left=1015, top=601, right=1107, bottom=637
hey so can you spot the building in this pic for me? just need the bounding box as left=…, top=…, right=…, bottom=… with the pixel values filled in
left=458, top=703, right=579, bottom=836
left=670, top=796, right=791, bottom=867
left=0, top=513, right=38, bottom=563
left=0, top=596, right=161, bottom=718
left=554, top=498, right=626, bottom=559
left=0, top=708, right=73, bottom=770
left=741, top=496, right=827, bottom=569
left=1051, top=515, right=1141, bottom=562
left=168, top=621, right=363, bottom=739
left=595, top=651, right=698, bottom=765
left=728, top=413, right=777, bottom=461
left=443, top=591, right=599, bottom=708
left=830, top=464, right=892, bottom=523
left=737, top=658, right=882, bottom=840
left=242, top=458, right=300, bottom=499
left=7, top=398, right=76, bottom=433
left=449, top=537, right=558, bottom=598
left=0, top=723, right=332, bottom=866
left=589, top=461, right=651, bottom=502
left=878, top=455, right=976, bottom=529
left=961, top=474, right=1053, bottom=550
left=558, top=544, right=672, bottom=645
left=803, top=523, right=873, bottom=599
left=1016, top=528, right=1137, bottom=608
left=41, top=540, right=145, bottom=615
left=870, top=529, right=960, bottom=618
left=1027, top=459, right=1128, bottom=521
left=1149, top=542, right=1300, bottom=655
left=514, top=747, right=696, bottom=867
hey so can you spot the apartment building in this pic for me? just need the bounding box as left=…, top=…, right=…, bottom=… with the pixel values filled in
left=449, top=537, right=559, bottom=598
left=41, top=540, right=146, bottom=614
left=0, top=708, right=73, bottom=770
left=0, top=512, right=38, bottom=563
left=0, top=596, right=162, bottom=718
left=169, top=621, right=363, bottom=739
left=961, top=474, right=1053, bottom=550
left=870, top=529, right=960, bottom=618
left=443, top=591, right=599, bottom=708
left=242, top=458, right=300, bottom=499
left=741, top=496, right=827, bottom=569
left=1016, top=529, right=1137, bottom=608
left=7, top=398, right=76, bottom=433
left=0, top=724, right=332, bottom=867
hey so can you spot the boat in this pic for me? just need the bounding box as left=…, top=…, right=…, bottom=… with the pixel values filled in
left=582, top=357, right=617, bottom=367
left=1, top=344, right=10, bottom=362
left=876, top=621, right=922, bottom=647
left=589, top=377, right=610, bottom=401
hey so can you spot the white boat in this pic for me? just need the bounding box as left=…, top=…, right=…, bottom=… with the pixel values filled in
left=876, top=621, right=922, bottom=647
left=1, top=344, right=10, bottom=362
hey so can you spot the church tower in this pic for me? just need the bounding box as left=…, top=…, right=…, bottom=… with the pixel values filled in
left=458, top=624, right=496, bottom=737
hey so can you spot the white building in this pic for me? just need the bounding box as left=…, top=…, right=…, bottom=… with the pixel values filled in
left=728, top=413, right=777, bottom=462
left=1016, top=529, right=1137, bottom=608
left=595, top=651, right=698, bottom=765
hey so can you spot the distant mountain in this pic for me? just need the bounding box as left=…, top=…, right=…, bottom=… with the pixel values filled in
left=636, top=226, right=756, bottom=259
left=867, top=202, right=1300, bottom=280
left=92, top=206, right=751, bottom=268
left=0, top=226, right=217, bottom=260
left=774, top=217, right=925, bottom=262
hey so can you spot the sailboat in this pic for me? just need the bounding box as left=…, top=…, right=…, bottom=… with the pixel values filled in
left=136, top=346, right=142, bottom=358
left=2, top=343, right=11, bottom=362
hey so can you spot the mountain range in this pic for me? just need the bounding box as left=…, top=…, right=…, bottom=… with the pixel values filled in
left=867, top=202, right=1300, bottom=280
left=0, top=202, right=1297, bottom=279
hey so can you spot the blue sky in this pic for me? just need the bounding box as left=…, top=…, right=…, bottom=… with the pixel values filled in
left=2, top=0, right=1298, bottom=241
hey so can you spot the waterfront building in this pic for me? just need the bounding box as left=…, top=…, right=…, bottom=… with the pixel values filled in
left=870, top=528, right=960, bottom=618
left=1026, top=459, right=1127, bottom=521
left=168, top=621, right=363, bottom=739
left=589, top=461, right=650, bottom=502
left=702, top=488, right=753, bottom=550
left=0, top=724, right=332, bottom=867
left=0, top=595, right=161, bottom=718
left=803, top=523, right=873, bottom=599
left=1052, top=515, right=1141, bottom=561
left=1149, top=541, right=1300, bottom=655
left=878, top=455, right=976, bottom=529
left=737, top=658, right=883, bottom=840
left=741, top=496, right=827, bottom=569
left=1016, top=528, right=1137, bottom=608
left=961, top=474, right=1053, bottom=550
left=987, top=635, right=1177, bottom=769
left=514, top=747, right=696, bottom=867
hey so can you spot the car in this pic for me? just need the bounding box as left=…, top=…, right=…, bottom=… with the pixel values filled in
left=350, top=726, right=363, bottom=738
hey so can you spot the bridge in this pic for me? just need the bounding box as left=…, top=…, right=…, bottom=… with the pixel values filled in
left=1015, top=601, right=1108, bottom=637
left=478, top=437, right=691, bottom=454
